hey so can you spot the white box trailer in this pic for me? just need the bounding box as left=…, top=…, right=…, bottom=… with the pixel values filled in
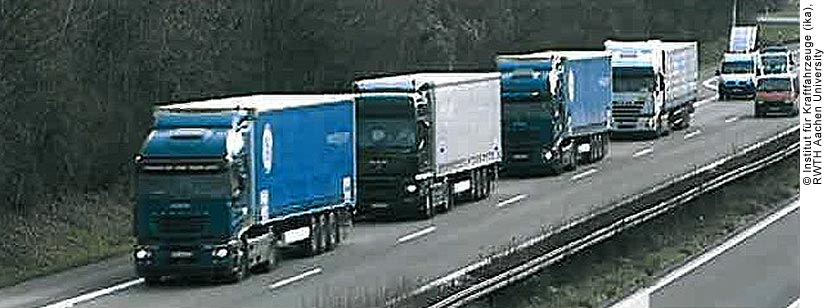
left=605, top=40, right=699, bottom=136
left=354, top=73, right=501, bottom=219
left=728, top=25, right=759, bottom=53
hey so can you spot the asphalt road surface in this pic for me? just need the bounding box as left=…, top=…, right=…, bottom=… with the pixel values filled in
left=0, top=95, right=799, bottom=308
left=650, top=209, right=799, bottom=308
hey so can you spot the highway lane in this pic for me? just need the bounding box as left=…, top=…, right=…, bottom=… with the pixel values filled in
left=650, top=208, right=799, bottom=308
left=63, top=97, right=796, bottom=308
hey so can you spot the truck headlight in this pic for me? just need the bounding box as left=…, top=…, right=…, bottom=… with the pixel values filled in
left=136, top=249, right=151, bottom=260
left=757, top=100, right=764, bottom=105
left=405, top=184, right=417, bottom=193
left=213, top=247, right=229, bottom=258
left=543, top=150, right=554, bottom=161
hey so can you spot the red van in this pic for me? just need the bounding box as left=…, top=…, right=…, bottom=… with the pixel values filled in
left=754, top=73, right=799, bottom=117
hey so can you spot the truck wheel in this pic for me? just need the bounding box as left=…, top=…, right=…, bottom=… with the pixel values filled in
left=319, top=213, right=329, bottom=252
left=593, top=135, right=601, bottom=160
left=228, top=251, right=248, bottom=283
left=564, top=148, right=577, bottom=171
left=327, top=212, right=339, bottom=250
left=337, top=209, right=352, bottom=241
left=444, top=185, right=454, bottom=212
left=484, top=168, right=493, bottom=198
left=302, top=215, right=322, bottom=256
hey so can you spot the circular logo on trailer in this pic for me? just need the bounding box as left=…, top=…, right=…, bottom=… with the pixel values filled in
left=262, top=124, right=273, bottom=174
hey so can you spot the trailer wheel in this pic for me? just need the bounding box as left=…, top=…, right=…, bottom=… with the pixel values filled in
left=327, top=211, right=339, bottom=250
left=319, top=213, right=329, bottom=253
left=302, top=214, right=322, bottom=256
left=479, top=169, right=487, bottom=198
left=564, top=146, right=577, bottom=171
left=337, top=209, right=352, bottom=241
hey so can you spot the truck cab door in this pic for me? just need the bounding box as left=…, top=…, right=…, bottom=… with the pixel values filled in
left=415, top=93, right=433, bottom=171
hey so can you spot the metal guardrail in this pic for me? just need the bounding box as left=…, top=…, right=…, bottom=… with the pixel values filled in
left=391, top=124, right=800, bottom=308
left=756, top=16, right=800, bottom=25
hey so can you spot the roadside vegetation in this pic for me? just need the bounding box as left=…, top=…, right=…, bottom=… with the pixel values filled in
left=466, top=155, right=798, bottom=308
left=0, top=0, right=790, bottom=288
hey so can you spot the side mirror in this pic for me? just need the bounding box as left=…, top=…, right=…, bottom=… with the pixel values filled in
left=715, top=69, right=721, bottom=76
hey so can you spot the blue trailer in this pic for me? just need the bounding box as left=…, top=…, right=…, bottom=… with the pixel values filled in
left=497, top=50, right=612, bottom=174
left=134, top=94, right=356, bottom=283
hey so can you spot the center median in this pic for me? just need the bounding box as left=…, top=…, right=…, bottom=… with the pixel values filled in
left=385, top=124, right=799, bottom=308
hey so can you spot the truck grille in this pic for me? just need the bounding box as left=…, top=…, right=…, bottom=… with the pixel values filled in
left=612, top=101, right=645, bottom=122
left=358, top=177, right=400, bottom=199
left=154, top=215, right=210, bottom=234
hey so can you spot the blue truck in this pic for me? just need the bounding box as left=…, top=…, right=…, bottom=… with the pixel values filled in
left=133, top=94, right=356, bottom=283
left=605, top=40, right=698, bottom=136
left=496, top=51, right=612, bottom=174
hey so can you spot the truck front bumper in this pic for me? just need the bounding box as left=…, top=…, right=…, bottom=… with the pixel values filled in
left=501, top=146, right=566, bottom=176
left=610, top=117, right=658, bottom=138
left=719, top=86, right=756, bottom=99
left=134, top=243, right=238, bottom=279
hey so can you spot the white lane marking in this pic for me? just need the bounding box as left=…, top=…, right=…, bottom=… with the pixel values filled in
left=41, top=278, right=144, bottom=308
left=393, top=125, right=802, bottom=308
left=632, top=148, right=654, bottom=158
left=650, top=200, right=799, bottom=290
left=703, top=76, right=718, bottom=91
left=570, top=168, right=598, bottom=181
left=684, top=130, right=702, bottom=140
left=396, top=226, right=437, bottom=244
left=725, top=116, right=739, bottom=123
left=496, top=194, right=527, bottom=208
left=786, top=298, right=799, bottom=308
left=268, top=268, right=322, bottom=290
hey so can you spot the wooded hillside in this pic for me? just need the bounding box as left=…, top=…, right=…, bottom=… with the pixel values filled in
left=0, top=0, right=785, bottom=211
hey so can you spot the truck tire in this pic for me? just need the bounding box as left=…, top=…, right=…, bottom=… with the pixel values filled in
left=227, top=249, right=248, bottom=283
left=319, top=213, right=329, bottom=252
left=480, top=168, right=490, bottom=198
left=252, top=242, right=277, bottom=274
left=421, top=190, right=436, bottom=218
left=326, top=211, right=338, bottom=250
left=337, top=209, right=352, bottom=241
left=564, top=147, right=577, bottom=171
left=593, top=135, right=601, bottom=161
left=301, top=214, right=322, bottom=256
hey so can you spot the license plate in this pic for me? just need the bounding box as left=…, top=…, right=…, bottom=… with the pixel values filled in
left=513, top=154, right=529, bottom=160
left=171, top=251, right=193, bottom=258
left=371, top=203, right=389, bottom=209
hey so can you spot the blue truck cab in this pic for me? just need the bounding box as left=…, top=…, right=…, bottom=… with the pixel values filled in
left=134, top=94, right=356, bottom=283
left=497, top=51, right=612, bottom=174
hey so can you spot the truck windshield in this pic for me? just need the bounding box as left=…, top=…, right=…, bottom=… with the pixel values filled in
left=761, top=55, right=787, bottom=72
left=356, top=96, right=416, bottom=152
left=721, top=61, right=754, bottom=74
left=612, top=67, right=655, bottom=92
left=761, top=55, right=787, bottom=65
left=757, top=78, right=792, bottom=92
left=358, top=119, right=415, bottom=150
left=503, top=101, right=553, bottom=130
left=138, top=171, right=232, bottom=200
